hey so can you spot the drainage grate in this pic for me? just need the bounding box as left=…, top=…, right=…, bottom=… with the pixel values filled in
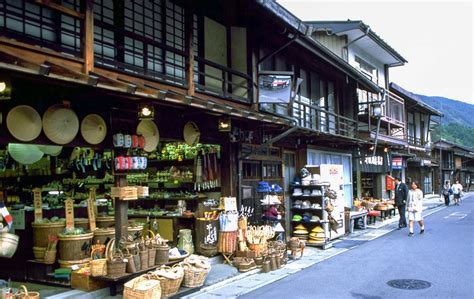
left=387, top=279, right=432, bottom=290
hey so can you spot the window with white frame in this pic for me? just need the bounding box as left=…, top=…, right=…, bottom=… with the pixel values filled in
left=355, top=56, right=378, bottom=84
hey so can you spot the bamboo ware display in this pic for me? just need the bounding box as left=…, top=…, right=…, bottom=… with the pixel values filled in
left=15, top=285, right=40, bottom=299
left=106, top=238, right=126, bottom=277
left=150, top=264, right=184, bottom=297
left=123, top=274, right=161, bottom=299
left=43, top=235, right=58, bottom=264
left=217, top=231, right=237, bottom=253
left=90, top=247, right=107, bottom=277
left=32, top=222, right=65, bottom=248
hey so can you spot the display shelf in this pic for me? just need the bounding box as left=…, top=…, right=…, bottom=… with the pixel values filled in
left=291, top=207, right=323, bottom=211
left=291, top=220, right=329, bottom=224
left=291, top=184, right=327, bottom=188
left=290, top=195, right=323, bottom=198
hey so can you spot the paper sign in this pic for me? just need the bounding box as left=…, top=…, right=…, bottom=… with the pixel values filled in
left=64, top=198, right=75, bottom=230
left=87, top=188, right=97, bottom=231
left=10, top=209, right=25, bottom=230
left=33, top=188, right=42, bottom=222
left=223, top=197, right=237, bottom=212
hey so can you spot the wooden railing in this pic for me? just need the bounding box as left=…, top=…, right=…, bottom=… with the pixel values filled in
left=194, top=56, right=253, bottom=104
left=262, top=96, right=358, bottom=138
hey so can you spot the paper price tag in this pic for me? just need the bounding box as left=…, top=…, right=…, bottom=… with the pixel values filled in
left=65, top=198, right=75, bottom=230
left=33, top=188, right=42, bottom=222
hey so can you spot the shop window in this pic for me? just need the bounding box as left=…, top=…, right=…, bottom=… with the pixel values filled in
left=0, top=0, right=82, bottom=56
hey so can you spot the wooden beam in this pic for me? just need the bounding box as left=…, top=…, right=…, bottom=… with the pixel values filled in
left=184, top=2, right=195, bottom=96
left=0, top=49, right=40, bottom=71
left=83, top=0, right=94, bottom=74
left=44, top=60, right=88, bottom=81
left=33, top=0, right=85, bottom=19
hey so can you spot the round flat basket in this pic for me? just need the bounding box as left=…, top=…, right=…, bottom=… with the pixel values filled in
left=183, top=121, right=200, bottom=146
left=7, top=143, right=44, bottom=165
left=136, top=120, right=159, bottom=152
left=6, top=105, right=42, bottom=142
left=81, top=114, right=107, bottom=145
left=43, top=105, right=79, bottom=145
left=37, top=145, right=63, bottom=156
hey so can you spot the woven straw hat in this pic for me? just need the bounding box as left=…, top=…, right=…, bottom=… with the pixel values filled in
left=81, top=114, right=107, bottom=145
left=8, top=143, right=44, bottom=164
left=42, top=105, right=79, bottom=145
left=183, top=121, right=200, bottom=146
left=136, top=120, right=159, bottom=152
left=6, top=105, right=42, bottom=142
left=294, top=224, right=306, bottom=230
left=311, top=226, right=324, bottom=233
left=37, top=145, right=62, bottom=156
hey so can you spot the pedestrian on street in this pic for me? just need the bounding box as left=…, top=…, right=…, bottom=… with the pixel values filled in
left=452, top=180, right=463, bottom=206
left=394, top=177, right=408, bottom=229
left=442, top=181, right=452, bottom=206
left=407, top=181, right=425, bottom=237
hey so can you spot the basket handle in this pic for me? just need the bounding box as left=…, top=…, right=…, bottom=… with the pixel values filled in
left=146, top=229, right=155, bottom=239
left=105, top=237, right=115, bottom=261
left=18, top=285, right=28, bottom=296
left=91, top=248, right=102, bottom=260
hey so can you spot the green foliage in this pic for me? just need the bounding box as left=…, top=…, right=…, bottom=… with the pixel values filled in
left=432, top=123, right=474, bottom=147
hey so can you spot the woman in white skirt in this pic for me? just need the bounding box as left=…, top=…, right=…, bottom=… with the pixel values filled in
left=407, top=181, right=425, bottom=236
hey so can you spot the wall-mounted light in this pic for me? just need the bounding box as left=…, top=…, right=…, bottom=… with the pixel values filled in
left=0, top=77, right=12, bottom=100
left=138, top=103, right=154, bottom=119
left=372, top=102, right=383, bottom=118
left=369, top=145, right=375, bottom=151
left=87, top=74, right=99, bottom=86
left=384, top=147, right=389, bottom=153
left=218, top=117, right=231, bottom=132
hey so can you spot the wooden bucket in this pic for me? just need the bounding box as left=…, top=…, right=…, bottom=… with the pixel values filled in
left=74, top=218, right=90, bottom=230
left=128, top=225, right=144, bottom=239
left=96, top=216, right=115, bottom=228
left=155, top=244, right=170, bottom=265
left=93, top=228, right=115, bottom=246
left=32, top=222, right=65, bottom=248
left=33, top=246, right=46, bottom=260
left=58, top=232, right=93, bottom=261
left=58, top=258, right=90, bottom=269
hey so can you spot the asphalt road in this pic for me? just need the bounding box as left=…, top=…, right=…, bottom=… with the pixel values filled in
left=241, top=195, right=474, bottom=299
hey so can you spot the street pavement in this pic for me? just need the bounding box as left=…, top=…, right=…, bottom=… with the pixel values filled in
left=185, top=193, right=473, bottom=299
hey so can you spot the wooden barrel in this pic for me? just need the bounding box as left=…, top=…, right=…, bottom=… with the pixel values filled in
left=96, top=216, right=115, bottom=228
left=74, top=218, right=90, bottom=230
left=32, top=222, right=65, bottom=248
left=33, top=246, right=46, bottom=260
left=58, top=232, right=93, bottom=261
left=217, top=231, right=237, bottom=254
left=128, top=225, right=143, bottom=239
left=58, top=258, right=90, bottom=269
left=92, top=228, right=115, bottom=246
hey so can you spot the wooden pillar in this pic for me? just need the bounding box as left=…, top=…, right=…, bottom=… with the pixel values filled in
left=184, top=1, right=195, bottom=96
left=115, top=176, right=128, bottom=242
left=220, top=141, right=235, bottom=197
left=83, top=0, right=94, bottom=74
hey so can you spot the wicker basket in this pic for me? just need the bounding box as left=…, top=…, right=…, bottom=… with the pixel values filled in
left=152, top=265, right=184, bottom=297
left=247, top=243, right=267, bottom=257
left=90, top=248, right=107, bottom=277
left=123, top=247, right=138, bottom=273
left=33, top=246, right=46, bottom=260
left=16, top=285, right=40, bottom=299
left=140, top=249, right=149, bottom=270
left=43, top=249, right=57, bottom=264
left=199, top=244, right=217, bottom=257
left=123, top=274, right=161, bottom=299
left=106, top=239, right=126, bottom=277
left=180, top=262, right=210, bottom=288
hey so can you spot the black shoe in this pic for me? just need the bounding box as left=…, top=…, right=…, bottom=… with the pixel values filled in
left=397, top=227, right=402, bottom=230
left=420, top=229, right=424, bottom=234
left=408, top=232, right=414, bottom=237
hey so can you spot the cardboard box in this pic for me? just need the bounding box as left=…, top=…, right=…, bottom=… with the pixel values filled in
left=71, top=272, right=107, bottom=291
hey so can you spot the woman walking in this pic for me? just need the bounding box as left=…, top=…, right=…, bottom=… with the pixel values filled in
left=407, top=181, right=425, bottom=237
left=442, top=181, right=452, bottom=206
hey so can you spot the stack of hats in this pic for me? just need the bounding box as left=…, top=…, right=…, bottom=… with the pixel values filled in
left=292, top=214, right=302, bottom=222
left=307, top=226, right=325, bottom=244
left=293, top=224, right=309, bottom=240
left=293, top=200, right=303, bottom=209
left=301, top=200, right=311, bottom=209
left=292, top=188, right=303, bottom=196
left=302, top=212, right=312, bottom=222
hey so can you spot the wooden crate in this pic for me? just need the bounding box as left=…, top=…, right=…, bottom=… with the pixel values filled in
left=71, top=272, right=107, bottom=291
left=110, top=187, right=138, bottom=200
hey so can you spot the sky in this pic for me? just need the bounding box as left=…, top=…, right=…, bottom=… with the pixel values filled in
left=278, top=0, right=473, bottom=104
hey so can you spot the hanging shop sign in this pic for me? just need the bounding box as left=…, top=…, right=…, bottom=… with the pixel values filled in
left=64, top=198, right=75, bottom=230
left=392, top=157, right=403, bottom=170
left=87, top=188, right=97, bottom=231
left=386, top=175, right=396, bottom=191
left=359, top=150, right=389, bottom=173
left=33, top=188, right=42, bottom=222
